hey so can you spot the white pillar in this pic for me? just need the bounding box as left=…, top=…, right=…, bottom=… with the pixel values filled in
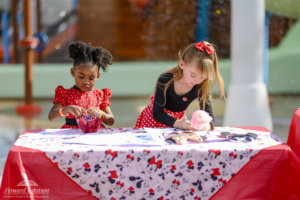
left=223, top=0, right=273, bottom=130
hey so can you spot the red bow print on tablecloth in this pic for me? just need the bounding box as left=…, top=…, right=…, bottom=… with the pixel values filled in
left=195, top=42, right=215, bottom=55
left=105, top=149, right=118, bottom=158
left=116, top=181, right=124, bottom=187
left=109, top=170, right=118, bottom=179
left=148, top=156, right=162, bottom=168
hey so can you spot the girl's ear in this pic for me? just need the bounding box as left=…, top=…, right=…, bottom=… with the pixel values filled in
left=97, top=72, right=101, bottom=78
left=70, top=68, right=75, bottom=77
left=179, top=59, right=184, bottom=69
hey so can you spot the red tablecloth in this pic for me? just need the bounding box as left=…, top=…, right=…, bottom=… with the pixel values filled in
left=288, top=108, right=300, bottom=156
left=1, top=127, right=300, bottom=200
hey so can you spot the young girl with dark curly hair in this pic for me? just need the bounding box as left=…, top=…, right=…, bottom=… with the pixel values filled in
left=48, top=41, right=114, bottom=128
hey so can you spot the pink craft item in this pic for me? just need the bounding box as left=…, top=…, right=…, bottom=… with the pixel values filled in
left=191, top=110, right=212, bottom=131
left=76, top=114, right=103, bottom=133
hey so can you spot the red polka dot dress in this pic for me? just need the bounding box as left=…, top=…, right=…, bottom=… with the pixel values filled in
left=134, top=73, right=214, bottom=129
left=53, top=85, right=111, bottom=129
left=135, top=96, right=186, bottom=128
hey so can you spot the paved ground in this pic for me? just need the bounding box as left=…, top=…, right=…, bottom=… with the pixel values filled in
left=0, top=95, right=299, bottom=183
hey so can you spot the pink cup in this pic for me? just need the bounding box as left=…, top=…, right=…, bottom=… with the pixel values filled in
left=76, top=115, right=103, bottom=133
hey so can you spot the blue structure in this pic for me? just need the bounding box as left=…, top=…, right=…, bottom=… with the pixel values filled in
left=1, top=12, right=10, bottom=63
left=196, top=0, right=211, bottom=42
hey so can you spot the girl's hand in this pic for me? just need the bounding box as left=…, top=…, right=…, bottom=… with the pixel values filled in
left=173, top=119, right=192, bottom=130
left=87, top=107, right=104, bottom=115
left=87, top=107, right=114, bottom=126
left=192, top=123, right=211, bottom=131
left=64, top=105, right=87, bottom=118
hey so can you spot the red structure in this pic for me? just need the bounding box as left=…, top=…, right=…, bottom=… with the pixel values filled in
left=16, top=0, right=42, bottom=117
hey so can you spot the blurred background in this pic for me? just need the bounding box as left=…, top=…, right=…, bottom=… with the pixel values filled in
left=0, top=0, right=300, bottom=180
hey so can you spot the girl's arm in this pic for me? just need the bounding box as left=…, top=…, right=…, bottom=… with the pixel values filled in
left=48, top=103, right=87, bottom=121
left=101, top=107, right=115, bottom=126
left=199, top=99, right=214, bottom=131
left=152, top=75, right=177, bottom=127
left=48, top=104, right=64, bottom=121
left=200, top=99, right=214, bottom=120
left=152, top=74, right=192, bottom=129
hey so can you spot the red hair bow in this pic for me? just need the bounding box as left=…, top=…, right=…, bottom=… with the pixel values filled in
left=195, top=42, right=215, bottom=55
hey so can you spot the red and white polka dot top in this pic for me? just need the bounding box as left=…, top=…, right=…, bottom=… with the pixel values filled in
left=53, top=85, right=111, bottom=120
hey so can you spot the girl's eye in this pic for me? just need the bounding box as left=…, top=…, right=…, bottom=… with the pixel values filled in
left=89, top=77, right=95, bottom=81
left=79, top=77, right=84, bottom=79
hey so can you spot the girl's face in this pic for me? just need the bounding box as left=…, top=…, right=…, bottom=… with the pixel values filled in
left=71, top=62, right=100, bottom=92
left=179, top=59, right=210, bottom=87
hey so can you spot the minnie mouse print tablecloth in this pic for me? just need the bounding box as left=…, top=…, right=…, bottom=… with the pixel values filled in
left=1, top=127, right=299, bottom=200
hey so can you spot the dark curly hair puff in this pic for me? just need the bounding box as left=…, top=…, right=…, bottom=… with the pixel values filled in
left=68, top=41, right=113, bottom=72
